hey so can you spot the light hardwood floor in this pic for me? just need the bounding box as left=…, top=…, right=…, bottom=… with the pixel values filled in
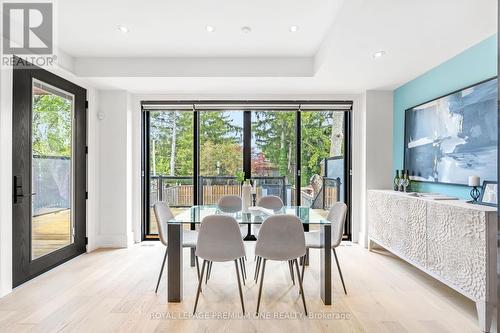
left=0, top=241, right=493, bottom=333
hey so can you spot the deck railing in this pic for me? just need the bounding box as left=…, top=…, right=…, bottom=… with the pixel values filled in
left=150, top=175, right=290, bottom=207
left=299, top=177, right=341, bottom=209
left=150, top=175, right=340, bottom=209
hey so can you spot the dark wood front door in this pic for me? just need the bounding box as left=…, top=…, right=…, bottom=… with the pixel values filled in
left=12, top=58, right=87, bottom=287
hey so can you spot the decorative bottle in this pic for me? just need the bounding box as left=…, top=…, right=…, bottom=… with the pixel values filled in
left=399, top=170, right=405, bottom=191
left=404, top=170, right=411, bottom=192
left=241, top=180, right=251, bottom=213
left=393, top=170, right=400, bottom=191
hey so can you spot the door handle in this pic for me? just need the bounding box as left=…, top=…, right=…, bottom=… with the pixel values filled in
left=13, top=175, right=23, bottom=203
left=13, top=176, right=34, bottom=203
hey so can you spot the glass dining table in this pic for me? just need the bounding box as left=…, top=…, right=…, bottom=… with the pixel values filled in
left=166, top=205, right=333, bottom=305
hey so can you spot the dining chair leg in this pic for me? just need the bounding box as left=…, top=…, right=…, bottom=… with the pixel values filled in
left=254, top=256, right=261, bottom=283
left=333, top=248, right=347, bottom=295
left=239, top=258, right=246, bottom=285
left=195, top=256, right=201, bottom=282
left=301, top=253, right=306, bottom=284
left=294, top=259, right=308, bottom=315
left=234, top=259, right=245, bottom=314
left=205, top=261, right=211, bottom=284
left=193, top=260, right=207, bottom=314
left=155, top=247, right=168, bottom=293
left=256, top=258, right=267, bottom=315
left=288, top=260, right=295, bottom=285
left=242, top=258, right=247, bottom=281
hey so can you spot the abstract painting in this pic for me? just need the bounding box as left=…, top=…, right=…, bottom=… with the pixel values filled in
left=404, top=78, right=497, bottom=185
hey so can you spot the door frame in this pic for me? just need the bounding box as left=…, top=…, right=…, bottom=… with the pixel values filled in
left=12, top=58, right=87, bottom=287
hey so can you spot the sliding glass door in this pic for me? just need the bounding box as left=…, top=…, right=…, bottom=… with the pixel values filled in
left=251, top=111, right=296, bottom=205
left=300, top=111, right=346, bottom=209
left=199, top=111, right=243, bottom=204
left=147, top=111, right=194, bottom=236
left=142, top=103, right=351, bottom=240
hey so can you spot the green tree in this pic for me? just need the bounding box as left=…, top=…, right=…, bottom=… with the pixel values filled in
left=150, top=111, right=193, bottom=176
left=252, top=112, right=295, bottom=182
left=253, top=111, right=342, bottom=187
left=150, top=111, right=243, bottom=177
left=199, top=141, right=242, bottom=176
left=300, top=112, right=338, bottom=186
left=199, top=112, right=242, bottom=146
left=32, top=94, right=72, bottom=157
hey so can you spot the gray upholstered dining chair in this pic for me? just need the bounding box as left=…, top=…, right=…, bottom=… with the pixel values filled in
left=254, top=215, right=307, bottom=315
left=302, top=202, right=348, bottom=294
left=153, top=201, right=200, bottom=293
left=252, top=195, right=296, bottom=285
left=193, top=215, right=246, bottom=314
left=217, top=195, right=248, bottom=237
left=211, top=195, right=247, bottom=282
left=253, top=195, right=284, bottom=238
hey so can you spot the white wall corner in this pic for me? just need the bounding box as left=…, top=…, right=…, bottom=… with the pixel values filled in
left=95, top=90, right=135, bottom=248
left=352, top=92, right=367, bottom=247
left=0, top=66, right=13, bottom=297
left=132, top=95, right=143, bottom=244
left=361, top=90, right=394, bottom=247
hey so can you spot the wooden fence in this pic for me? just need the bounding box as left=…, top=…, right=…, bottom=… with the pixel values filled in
left=323, top=186, right=339, bottom=208
left=155, top=184, right=338, bottom=208
left=163, top=185, right=194, bottom=206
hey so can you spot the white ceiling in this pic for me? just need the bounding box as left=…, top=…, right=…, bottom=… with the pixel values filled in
left=58, top=0, right=342, bottom=57
left=55, top=0, right=497, bottom=94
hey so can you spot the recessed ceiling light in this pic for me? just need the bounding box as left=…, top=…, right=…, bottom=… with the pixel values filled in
left=117, top=25, right=129, bottom=33
left=206, top=25, right=215, bottom=32
left=289, top=25, right=298, bottom=32
left=373, top=50, right=386, bottom=58
left=241, top=26, right=252, bottom=34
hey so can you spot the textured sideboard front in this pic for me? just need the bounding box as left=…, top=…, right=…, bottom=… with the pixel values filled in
left=367, top=190, right=496, bottom=332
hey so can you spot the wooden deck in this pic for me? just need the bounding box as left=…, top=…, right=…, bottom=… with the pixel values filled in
left=32, top=210, right=72, bottom=259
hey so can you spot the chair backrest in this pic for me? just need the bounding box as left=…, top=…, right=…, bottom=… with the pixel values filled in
left=257, top=195, right=284, bottom=211
left=327, top=202, right=348, bottom=248
left=153, top=201, right=174, bottom=246
left=255, top=215, right=306, bottom=261
left=196, top=215, right=246, bottom=262
left=217, top=195, right=242, bottom=213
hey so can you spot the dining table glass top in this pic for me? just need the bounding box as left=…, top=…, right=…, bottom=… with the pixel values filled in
left=168, top=205, right=330, bottom=225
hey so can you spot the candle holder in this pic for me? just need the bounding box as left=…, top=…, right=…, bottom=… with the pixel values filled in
left=468, top=175, right=481, bottom=203
left=470, top=186, right=481, bottom=203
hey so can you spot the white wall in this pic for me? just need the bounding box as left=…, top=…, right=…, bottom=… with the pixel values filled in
left=95, top=90, right=134, bottom=247
left=0, top=66, right=13, bottom=297
left=358, top=90, right=393, bottom=246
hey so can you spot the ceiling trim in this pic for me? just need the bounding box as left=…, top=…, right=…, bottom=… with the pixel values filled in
left=73, top=57, right=315, bottom=77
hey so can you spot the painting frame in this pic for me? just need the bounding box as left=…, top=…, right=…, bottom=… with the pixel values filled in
left=403, top=76, right=498, bottom=186
left=478, top=180, right=498, bottom=207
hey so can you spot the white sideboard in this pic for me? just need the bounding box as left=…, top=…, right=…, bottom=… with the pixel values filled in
left=367, top=190, right=497, bottom=332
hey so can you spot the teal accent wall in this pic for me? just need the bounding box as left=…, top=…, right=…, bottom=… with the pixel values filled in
left=393, top=34, right=497, bottom=199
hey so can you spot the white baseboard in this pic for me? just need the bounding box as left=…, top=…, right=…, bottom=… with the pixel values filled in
left=95, top=234, right=130, bottom=248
